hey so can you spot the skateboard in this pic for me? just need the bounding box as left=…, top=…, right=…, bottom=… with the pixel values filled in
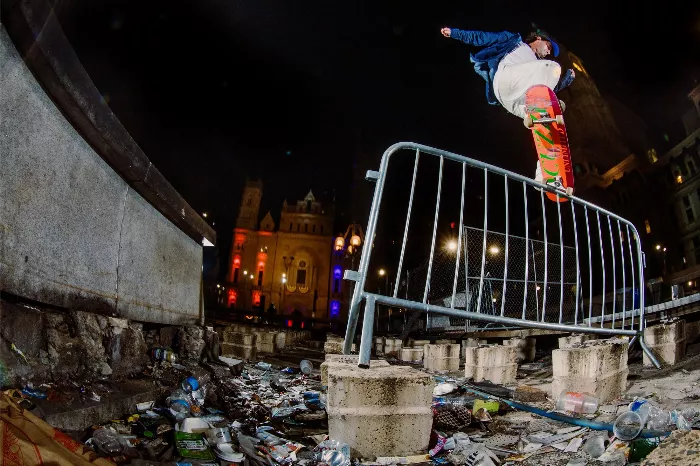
left=523, top=85, right=574, bottom=202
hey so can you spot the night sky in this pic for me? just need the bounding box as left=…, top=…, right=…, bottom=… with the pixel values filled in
left=50, top=0, right=700, bottom=278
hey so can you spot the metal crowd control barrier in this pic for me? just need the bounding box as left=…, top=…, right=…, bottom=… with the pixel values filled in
left=343, top=142, right=661, bottom=369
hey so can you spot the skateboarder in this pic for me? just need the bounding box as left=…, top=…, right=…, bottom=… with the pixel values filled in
left=440, top=27, right=576, bottom=181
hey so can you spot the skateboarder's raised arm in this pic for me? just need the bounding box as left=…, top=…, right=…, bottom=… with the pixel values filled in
left=444, top=29, right=519, bottom=48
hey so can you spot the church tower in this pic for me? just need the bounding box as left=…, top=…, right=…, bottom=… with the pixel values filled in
left=235, top=179, right=263, bottom=230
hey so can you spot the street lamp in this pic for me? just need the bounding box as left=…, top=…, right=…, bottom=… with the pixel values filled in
left=280, top=273, right=287, bottom=310
left=378, top=268, right=389, bottom=294
left=445, top=239, right=458, bottom=252
left=281, top=257, right=294, bottom=313
left=489, top=245, right=500, bottom=255
left=335, top=224, right=365, bottom=269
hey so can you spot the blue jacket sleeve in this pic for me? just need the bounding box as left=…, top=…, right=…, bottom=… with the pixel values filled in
left=449, top=29, right=518, bottom=47
left=554, top=69, right=575, bottom=93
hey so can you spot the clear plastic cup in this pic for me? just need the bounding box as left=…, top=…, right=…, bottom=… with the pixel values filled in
left=300, top=359, right=313, bottom=375
left=613, top=411, right=644, bottom=441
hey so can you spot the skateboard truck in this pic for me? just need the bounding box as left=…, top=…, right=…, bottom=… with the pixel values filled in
left=524, top=114, right=565, bottom=129
left=544, top=176, right=573, bottom=196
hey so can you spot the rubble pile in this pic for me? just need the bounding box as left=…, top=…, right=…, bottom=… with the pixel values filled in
left=3, top=329, right=700, bottom=465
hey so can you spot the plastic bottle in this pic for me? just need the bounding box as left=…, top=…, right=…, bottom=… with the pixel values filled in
left=582, top=432, right=607, bottom=458
left=91, top=427, right=128, bottom=456
left=555, top=391, right=599, bottom=414
left=168, top=389, right=192, bottom=421
left=150, top=347, right=177, bottom=364
left=646, top=405, right=672, bottom=430
left=629, top=399, right=651, bottom=424
left=180, top=373, right=211, bottom=393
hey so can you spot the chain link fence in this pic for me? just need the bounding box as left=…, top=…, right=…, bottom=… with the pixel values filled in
left=400, top=226, right=579, bottom=331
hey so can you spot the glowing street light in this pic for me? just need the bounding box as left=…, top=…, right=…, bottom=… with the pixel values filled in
left=446, top=239, right=457, bottom=252
left=378, top=268, right=386, bottom=277
left=489, top=246, right=500, bottom=255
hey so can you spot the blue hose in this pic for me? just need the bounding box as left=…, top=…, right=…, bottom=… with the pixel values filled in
left=462, top=384, right=670, bottom=439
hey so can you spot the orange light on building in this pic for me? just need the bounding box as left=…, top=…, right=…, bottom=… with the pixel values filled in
left=252, top=290, right=261, bottom=307
left=227, top=289, right=237, bottom=308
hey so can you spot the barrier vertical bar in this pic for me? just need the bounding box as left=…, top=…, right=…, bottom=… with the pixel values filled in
left=540, top=191, right=548, bottom=321
left=393, top=149, right=420, bottom=299
left=476, top=169, right=488, bottom=314
left=423, top=156, right=444, bottom=304
left=501, top=175, right=510, bottom=316
left=451, top=163, right=467, bottom=308
left=522, top=183, right=529, bottom=320
left=557, top=195, right=564, bottom=323
left=571, top=202, right=581, bottom=325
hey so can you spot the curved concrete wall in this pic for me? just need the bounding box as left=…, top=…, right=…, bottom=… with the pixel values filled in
left=0, top=25, right=202, bottom=325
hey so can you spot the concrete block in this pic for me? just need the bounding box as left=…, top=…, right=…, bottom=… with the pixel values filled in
left=424, top=344, right=460, bottom=372
left=223, top=332, right=256, bottom=346
left=254, top=331, right=277, bottom=354
left=374, top=336, right=385, bottom=355
left=400, top=348, right=423, bottom=362
left=462, top=338, right=486, bottom=348
left=36, top=380, right=160, bottom=431
left=503, top=337, right=536, bottom=363
left=411, top=339, right=430, bottom=348
left=324, top=339, right=344, bottom=354
left=384, top=338, right=403, bottom=355
left=464, top=345, right=518, bottom=385
left=552, top=338, right=629, bottom=404
left=686, top=321, right=700, bottom=344
left=321, top=355, right=390, bottom=386
left=274, top=332, right=287, bottom=351
left=221, top=342, right=257, bottom=360
left=558, top=334, right=597, bottom=349
left=643, top=321, right=686, bottom=366
left=327, top=364, right=434, bottom=458
left=411, top=347, right=424, bottom=362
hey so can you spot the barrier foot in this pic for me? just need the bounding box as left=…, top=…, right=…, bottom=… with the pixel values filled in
left=358, top=296, right=376, bottom=368
left=638, top=334, right=661, bottom=369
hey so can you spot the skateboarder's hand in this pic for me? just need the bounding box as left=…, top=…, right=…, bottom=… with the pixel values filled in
left=441, top=27, right=451, bottom=38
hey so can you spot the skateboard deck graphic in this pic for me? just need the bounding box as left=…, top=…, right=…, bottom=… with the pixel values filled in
left=524, top=85, right=574, bottom=202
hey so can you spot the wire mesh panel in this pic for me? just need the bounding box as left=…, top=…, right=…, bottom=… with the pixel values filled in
left=343, top=142, right=659, bottom=368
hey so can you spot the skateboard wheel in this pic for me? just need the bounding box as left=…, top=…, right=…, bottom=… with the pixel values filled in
left=566, top=187, right=573, bottom=196
left=555, top=115, right=564, bottom=125
left=524, top=117, right=534, bottom=129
